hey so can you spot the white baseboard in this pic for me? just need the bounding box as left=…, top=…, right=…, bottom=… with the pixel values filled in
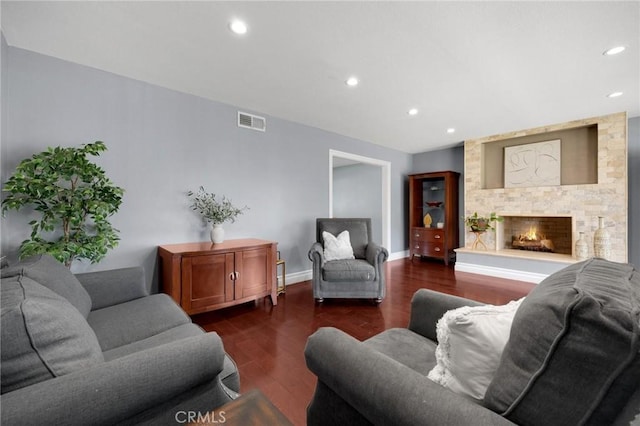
left=455, top=262, right=546, bottom=283
left=279, top=269, right=312, bottom=287
left=389, top=250, right=409, bottom=261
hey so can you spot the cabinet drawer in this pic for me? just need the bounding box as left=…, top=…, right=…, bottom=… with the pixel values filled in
left=411, top=241, right=445, bottom=257
left=411, top=228, right=445, bottom=243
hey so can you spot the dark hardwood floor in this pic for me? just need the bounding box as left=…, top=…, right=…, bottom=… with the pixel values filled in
left=192, top=258, right=535, bottom=426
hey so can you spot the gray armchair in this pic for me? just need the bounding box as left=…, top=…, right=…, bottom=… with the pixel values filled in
left=305, top=259, right=640, bottom=426
left=308, top=218, right=388, bottom=303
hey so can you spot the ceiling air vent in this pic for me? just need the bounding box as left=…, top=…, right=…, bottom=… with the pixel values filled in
left=238, top=111, right=266, bottom=132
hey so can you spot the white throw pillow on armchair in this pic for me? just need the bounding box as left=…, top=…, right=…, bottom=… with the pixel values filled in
left=427, top=298, right=524, bottom=401
left=322, top=230, right=355, bottom=261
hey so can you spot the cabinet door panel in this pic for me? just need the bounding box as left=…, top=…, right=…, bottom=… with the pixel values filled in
left=238, top=248, right=268, bottom=298
left=182, top=253, right=233, bottom=311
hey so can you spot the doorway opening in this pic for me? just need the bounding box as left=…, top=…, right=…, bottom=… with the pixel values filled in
left=329, top=149, right=391, bottom=252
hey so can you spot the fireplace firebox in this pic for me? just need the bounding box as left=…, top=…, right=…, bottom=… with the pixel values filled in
left=500, top=216, right=573, bottom=255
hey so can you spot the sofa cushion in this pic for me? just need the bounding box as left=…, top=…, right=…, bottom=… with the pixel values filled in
left=1, top=254, right=92, bottom=318
left=101, top=323, right=241, bottom=393
left=364, top=328, right=438, bottom=375
left=484, top=259, right=640, bottom=426
left=1, top=275, right=104, bottom=394
left=88, top=293, right=192, bottom=351
left=102, top=323, right=204, bottom=361
left=323, top=230, right=355, bottom=261
left=322, top=259, right=375, bottom=282
left=427, top=298, right=523, bottom=401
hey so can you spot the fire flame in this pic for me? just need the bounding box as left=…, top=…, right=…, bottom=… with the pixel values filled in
left=525, top=226, right=537, bottom=241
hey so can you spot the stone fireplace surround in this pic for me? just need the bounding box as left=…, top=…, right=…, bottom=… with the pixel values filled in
left=456, top=112, right=628, bottom=283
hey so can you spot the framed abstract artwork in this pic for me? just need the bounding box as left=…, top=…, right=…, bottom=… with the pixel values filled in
left=504, top=139, right=561, bottom=188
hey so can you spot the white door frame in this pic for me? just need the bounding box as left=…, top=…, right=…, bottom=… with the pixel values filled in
left=329, top=149, right=391, bottom=251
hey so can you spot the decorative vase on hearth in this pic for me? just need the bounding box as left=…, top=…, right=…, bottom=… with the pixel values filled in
left=575, top=232, right=589, bottom=261
left=210, top=224, right=225, bottom=244
left=593, top=216, right=611, bottom=260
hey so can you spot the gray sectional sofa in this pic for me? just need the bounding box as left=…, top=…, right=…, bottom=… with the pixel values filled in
left=305, top=258, right=640, bottom=425
left=1, top=254, right=239, bottom=425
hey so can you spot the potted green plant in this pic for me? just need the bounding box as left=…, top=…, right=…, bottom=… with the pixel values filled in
left=2, top=141, right=124, bottom=267
left=187, top=186, right=248, bottom=243
left=464, top=212, right=503, bottom=232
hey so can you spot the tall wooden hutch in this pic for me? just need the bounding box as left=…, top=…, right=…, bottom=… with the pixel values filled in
left=409, top=171, right=460, bottom=265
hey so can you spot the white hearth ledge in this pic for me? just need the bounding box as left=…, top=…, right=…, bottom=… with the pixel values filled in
left=455, top=262, right=548, bottom=283
left=456, top=248, right=576, bottom=263
left=455, top=248, right=578, bottom=284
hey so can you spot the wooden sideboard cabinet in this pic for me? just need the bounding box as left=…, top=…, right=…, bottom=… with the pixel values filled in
left=158, top=239, right=277, bottom=315
left=409, top=171, right=460, bottom=265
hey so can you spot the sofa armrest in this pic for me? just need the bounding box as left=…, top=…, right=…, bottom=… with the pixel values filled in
left=1, top=333, right=228, bottom=426
left=305, top=327, right=514, bottom=426
left=75, top=266, right=148, bottom=310
left=408, top=289, right=482, bottom=341
left=365, top=241, right=388, bottom=266
left=308, top=242, right=324, bottom=264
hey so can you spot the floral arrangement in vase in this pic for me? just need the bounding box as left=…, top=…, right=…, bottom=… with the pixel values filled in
left=464, top=212, right=503, bottom=232
left=187, top=186, right=248, bottom=243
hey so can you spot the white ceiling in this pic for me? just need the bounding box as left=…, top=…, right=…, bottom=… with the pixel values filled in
left=1, top=1, right=638, bottom=154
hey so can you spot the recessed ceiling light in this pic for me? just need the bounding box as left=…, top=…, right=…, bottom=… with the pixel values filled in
left=607, top=91, right=623, bottom=98
left=346, top=77, right=359, bottom=87
left=603, top=46, right=625, bottom=56
left=447, top=128, right=456, bottom=134
left=408, top=108, right=419, bottom=116
left=230, top=19, right=248, bottom=35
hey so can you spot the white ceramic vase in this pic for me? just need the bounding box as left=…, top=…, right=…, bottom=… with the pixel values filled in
left=210, top=223, right=225, bottom=244
left=593, top=216, right=611, bottom=259
left=574, top=232, right=588, bottom=261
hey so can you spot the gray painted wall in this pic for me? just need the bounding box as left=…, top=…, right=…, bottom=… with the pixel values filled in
left=411, top=145, right=465, bottom=246
left=333, top=163, right=382, bottom=244
left=1, top=45, right=412, bottom=292
left=2, top=40, right=637, bottom=294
